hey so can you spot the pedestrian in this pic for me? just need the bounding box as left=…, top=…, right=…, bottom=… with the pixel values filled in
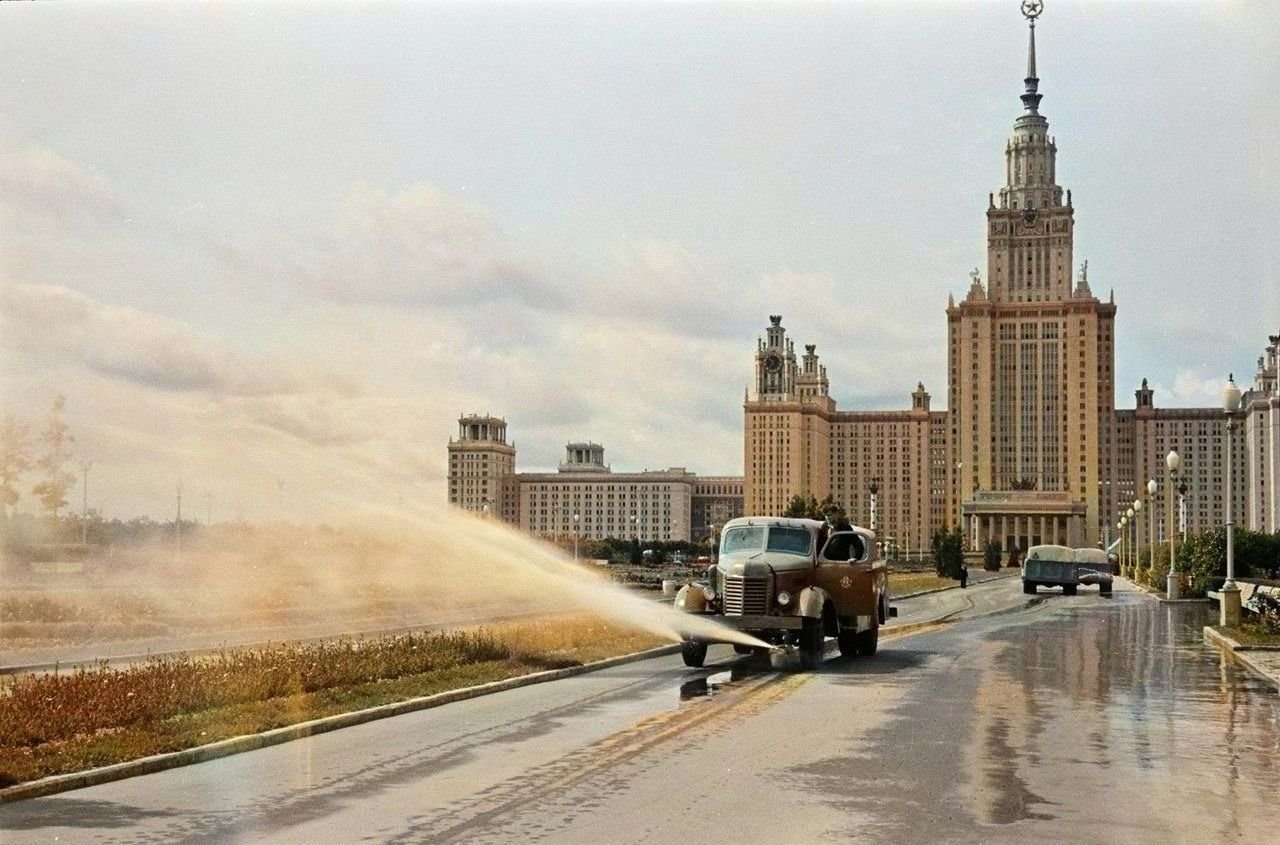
left=959, top=560, right=968, bottom=588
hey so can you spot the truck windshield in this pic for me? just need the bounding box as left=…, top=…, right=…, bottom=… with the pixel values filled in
left=766, top=527, right=811, bottom=556
left=721, top=526, right=765, bottom=554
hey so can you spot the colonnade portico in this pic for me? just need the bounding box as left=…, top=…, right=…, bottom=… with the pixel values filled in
left=962, top=492, right=1088, bottom=553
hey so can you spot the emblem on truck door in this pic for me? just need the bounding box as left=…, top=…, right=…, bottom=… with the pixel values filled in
left=840, top=576, right=852, bottom=589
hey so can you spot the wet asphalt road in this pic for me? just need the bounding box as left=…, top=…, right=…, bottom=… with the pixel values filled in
left=3, top=579, right=1278, bottom=844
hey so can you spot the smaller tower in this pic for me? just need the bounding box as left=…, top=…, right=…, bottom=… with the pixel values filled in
left=795, top=344, right=831, bottom=402
left=560, top=443, right=610, bottom=474
left=448, top=414, right=517, bottom=521
left=753, top=315, right=799, bottom=399
left=912, top=382, right=931, bottom=414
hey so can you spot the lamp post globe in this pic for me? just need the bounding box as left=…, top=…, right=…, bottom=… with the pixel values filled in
left=1166, top=450, right=1181, bottom=473
left=1147, top=478, right=1157, bottom=497
left=1222, top=374, right=1242, bottom=414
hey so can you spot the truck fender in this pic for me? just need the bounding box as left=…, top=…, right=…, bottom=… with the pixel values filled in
left=798, top=586, right=828, bottom=619
left=674, top=584, right=707, bottom=613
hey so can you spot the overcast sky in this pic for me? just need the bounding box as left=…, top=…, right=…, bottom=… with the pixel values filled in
left=1, top=1, right=1277, bottom=520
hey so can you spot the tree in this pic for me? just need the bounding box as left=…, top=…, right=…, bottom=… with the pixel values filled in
left=932, top=527, right=964, bottom=580
left=783, top=494, right=840, bottom=520
left=0, top=414, right=33, bottom=521
left=983, top=540, right=1002, bottom=572
left=30, top=396, right=76, bottom=519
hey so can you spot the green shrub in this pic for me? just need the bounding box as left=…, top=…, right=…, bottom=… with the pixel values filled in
left=983, top=541, right=1002, bottom=572
left=932, top=528, right=963, bottom=580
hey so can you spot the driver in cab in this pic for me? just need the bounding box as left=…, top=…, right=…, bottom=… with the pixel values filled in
left=820, top=506, right=863, bottom=561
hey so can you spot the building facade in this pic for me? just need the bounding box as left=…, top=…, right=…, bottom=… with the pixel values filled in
left=446, top=414, right=518, bottom=522
left=743, top=12, right=1277, bottom=553
left=447, top=417, right=742, bottom=544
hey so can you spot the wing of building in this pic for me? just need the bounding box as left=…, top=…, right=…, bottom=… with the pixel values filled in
left=744, top=14, right=1279, bottom=553
left=447, top=418, right=743, bottom=543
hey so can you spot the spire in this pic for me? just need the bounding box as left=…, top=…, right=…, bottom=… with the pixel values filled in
left=1020, top=2, right=1045, bottom=114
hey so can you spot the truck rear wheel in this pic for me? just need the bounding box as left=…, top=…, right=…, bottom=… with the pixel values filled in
left=838, top=627, right=859, bottom=658
left=855, top=624, right=879, bottom=656
left=1022, top=580, right=1036, bottom=595
left=798, top=617, right=824, bottom=669
left=1100, top=583, right=1113, bottom=597
left=1063, top=584, right=1078, bottom=596
left=681, top=640, right=707, bottom=667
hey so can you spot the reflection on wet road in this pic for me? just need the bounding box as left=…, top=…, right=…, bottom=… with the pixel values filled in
left=793, top=588, right=1280, bottom=843
left=5, top=581, right=1278, bottom=843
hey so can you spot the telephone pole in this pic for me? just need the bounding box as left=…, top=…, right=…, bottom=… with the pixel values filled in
left=79, top=460, right=93, bottom=545
left=175, top=479, right=183, bottom=559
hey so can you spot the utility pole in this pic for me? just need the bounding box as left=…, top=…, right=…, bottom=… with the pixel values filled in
left=175, top=479, right=183, bottom=559
left=79, top=460, right=93, bottom=545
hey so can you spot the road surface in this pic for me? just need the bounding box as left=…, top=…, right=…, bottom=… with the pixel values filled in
left=4, top=578, right=1277, bottom=843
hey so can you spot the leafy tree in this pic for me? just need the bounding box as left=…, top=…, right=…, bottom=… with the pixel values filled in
left=0, top=414, right=33, bottom=521
left=30, top=396, right=76, bottom=518
left=983, top=540, right=1002, bottom=572
left=932, top=527, right=964, bottom=580
left=783, top=494, right=841, bottom=520
left=783, top=494, right=818, bottom=519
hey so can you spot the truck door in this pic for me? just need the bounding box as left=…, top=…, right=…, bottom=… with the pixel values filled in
left=816, top=531, right=877, bottom=619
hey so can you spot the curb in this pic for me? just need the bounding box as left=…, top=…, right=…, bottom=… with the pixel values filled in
left=0, top=643, right=682, bottom=804
left=1204, top=626, right=1280, bottom=692
left=1118, top=578, right=1208, bottom=604
left=892, top=571, right=1017, bottom=602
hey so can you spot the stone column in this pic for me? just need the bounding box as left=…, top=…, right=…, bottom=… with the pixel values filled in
left=1039, top=515, right=1046, bottom=548
left=1000, top=515, right=1009, bottom=551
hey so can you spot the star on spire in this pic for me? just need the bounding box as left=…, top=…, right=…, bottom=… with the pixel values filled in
left=1020, top=0, right=1045, bottom=114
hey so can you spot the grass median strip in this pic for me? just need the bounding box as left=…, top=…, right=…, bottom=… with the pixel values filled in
left=0, top=615, right=666, bottom=788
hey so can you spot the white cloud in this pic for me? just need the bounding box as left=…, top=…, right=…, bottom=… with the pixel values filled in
left=284, top=182, right=564, bottom=310
left=0, top=145, right=117, bottom=220
left=1, top=282, right=360, bottom=399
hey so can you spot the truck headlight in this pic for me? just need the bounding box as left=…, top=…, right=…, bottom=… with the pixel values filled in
left=777, top=591, right=792, bottom=606
left=702, top=586, right=716, bottom=602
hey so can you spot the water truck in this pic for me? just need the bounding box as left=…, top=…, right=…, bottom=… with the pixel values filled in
left=1021, top=545, right=1114, bottom=596
left=673, top=517, right=893, bottom=669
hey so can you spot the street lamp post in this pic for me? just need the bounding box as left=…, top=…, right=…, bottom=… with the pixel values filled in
left=1117, top=516, right=1124, bottom=576
left=573, top=513, right=580, bottom=565
left=1118, top=516, right=1127, bottom=576
left=1166, top=449, right=1182, bottom=599
left=1221, top=375, right=1243, bottom=626
left=1147, top=479, right=1157, bottom=580
left=1132, top=499, right=1143, bottom=578
left=868, top=480, right=879, bottom=534
left=1178, top=482, right=1189, bottom=540
left=1125, top=508, right=1135, bottom=576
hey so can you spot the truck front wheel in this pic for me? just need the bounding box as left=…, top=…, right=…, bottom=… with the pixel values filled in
left=1063, top=584, right=1078, bottom=596
left=681, top=640, right=707, bottom=667
left=798, top=617, right=824, bottom=669
left=1023, top=580, right=1036, bottom=595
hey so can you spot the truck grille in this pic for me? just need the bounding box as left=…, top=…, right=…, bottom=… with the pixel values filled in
left=723, top=575, right=769, bottom=616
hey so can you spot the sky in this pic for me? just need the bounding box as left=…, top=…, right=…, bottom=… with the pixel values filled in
left=1, top=0, right=1277, bottom=521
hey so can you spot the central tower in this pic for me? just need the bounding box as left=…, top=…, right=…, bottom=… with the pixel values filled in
left=948, top=1, right=1114, bottom=549
left=986, top=9, right=1075, bottom=304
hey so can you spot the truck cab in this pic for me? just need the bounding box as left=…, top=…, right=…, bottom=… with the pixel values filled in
left=673, top=517, right=891, bottom=669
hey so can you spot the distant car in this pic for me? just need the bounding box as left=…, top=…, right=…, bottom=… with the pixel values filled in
left=1022, top=545, right=1113, bottom=596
